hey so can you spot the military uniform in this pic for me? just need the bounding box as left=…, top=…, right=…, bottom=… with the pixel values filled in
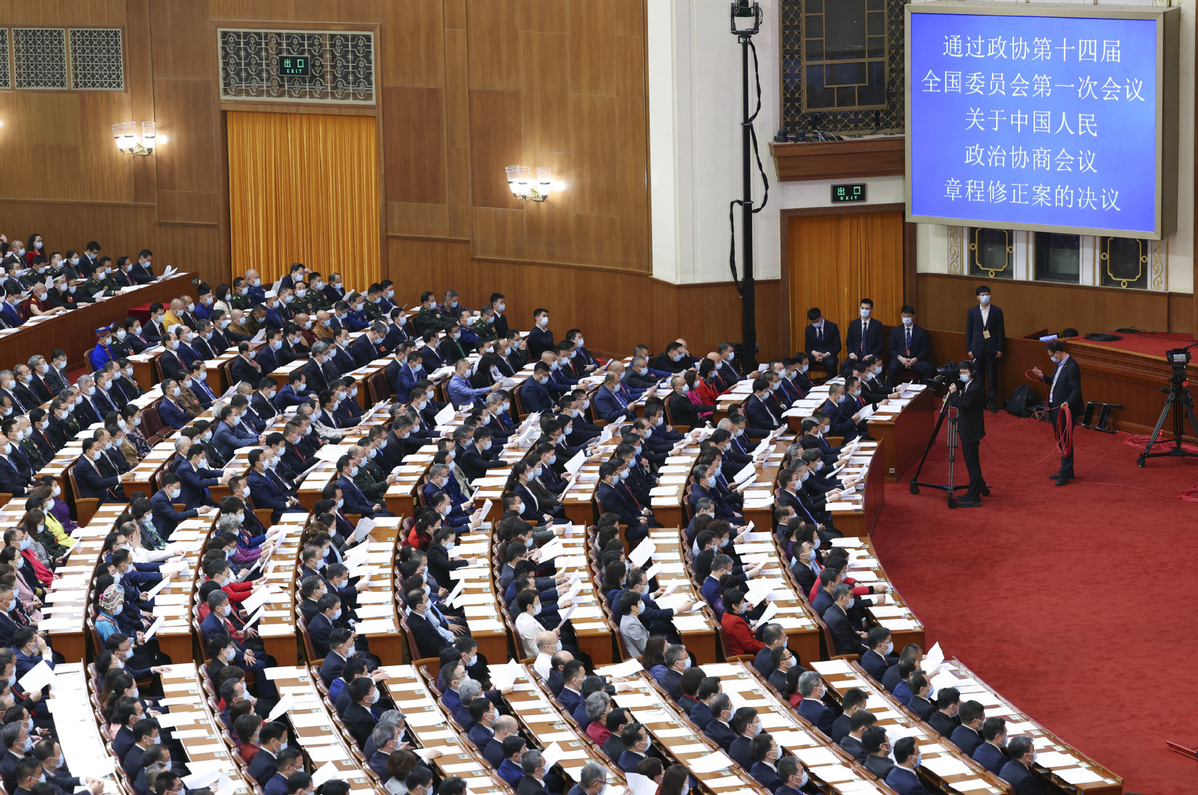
left=414, top=306, right=453, bottom=336
left=473, top=319, right=498, bottom=343
left=19, top=437, right=46, bottom=474
left=290, top=292, right=318, bottom=319
left=364, top=299, right=386, bottom=323
left=230, top=290, right=254, bottom=311
left=354, top=457, right=390, bottom=501
left=78, top=274, right=118, bottom=302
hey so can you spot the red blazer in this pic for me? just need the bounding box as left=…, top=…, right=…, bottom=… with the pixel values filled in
left=695, top=378, right=721, bottom=405
left=720, top=611, right=764, bottom=655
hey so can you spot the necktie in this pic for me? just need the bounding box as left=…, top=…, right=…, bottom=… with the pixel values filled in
left=817, top=324, right=823, bottom=342
left=861, top=321, right=868, bottom=352
left=905, top=328, right=911, bottom=355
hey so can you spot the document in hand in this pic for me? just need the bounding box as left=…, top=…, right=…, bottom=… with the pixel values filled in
left=435, top=402, right=456, bottom=426
left=744, top=577, right=778, bottom=606
left=733, top=463, right=756, bottom=484
left=856, top=404, right=876, bottom=421
left=923, top=641, right=945, bottom=673
left=564, top=450, right=586, bottom=475
left=352, top=516, right=377, bottom=543
left=250, top=329, right=266, bottom=344
left=489, top=660, right=523, bottom=691
left=315, top=444, right=352, bottom=463
left=266, top=694, right=295, bottom=722
left=18, top=660, right=56, bottom=693
left=629, top=537, right=656, bottom=568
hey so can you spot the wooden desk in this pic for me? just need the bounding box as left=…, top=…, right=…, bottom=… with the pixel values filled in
left=811, top=659, right=1009, bottom=795
left=866, top=386, right=936, bottom=482
left=932, top=658, right=1122, bottom=795
left=0, top=272, right=193, bottom=371
left=825, top=442, right=885, bottom=538
left=829, top=536, right=925, bottom=652
left=641, top=528, right=718, bottom=663
left=156, top=663, right=256, bottom=793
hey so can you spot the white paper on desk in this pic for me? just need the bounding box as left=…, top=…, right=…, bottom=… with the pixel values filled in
left=627, top=773, right=658, bottom=795
left=182, top=769, right=222, bottom=789
left=310, top=761, right=340, bottom=787
left=490, top=660, right=523, bottom=691
left=923, top=642, right=945, bottom=674
left=307, top=744, right=347, bottom=763
left=556, top=604, right=577, bottom=629
left=353, top=516, right=377, bottom=543
left=643, top=562, right=664, bottom=582
left=564, top=451, right=585, bottom=475
left=143, top=616, right=165, bottom=641
left=629, top=537, right=656, bottom=568
left=435, top=403, right=456, bottom=426
left=597, top=659, right=645, bottom=678
left=688, top=750, right=733, bottom=773
left=18, top=661, right=56, bottom=693
left=266, top=694, right=295, bottom=722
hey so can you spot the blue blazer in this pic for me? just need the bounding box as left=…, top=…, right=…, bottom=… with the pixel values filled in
left=248, top=470, right=290, bottom=518
left=744, top=394, right=782, bottom=431
left=886, top=766, right=930, bottom=795
left=704, top=719, right=734, bottom=751
left=397, top=364, right=424, bottom=398
left=351, top=335, right=380, bottom=367
left=593, top=385, right=631, bottom=422
left=797, top=697, right=836, bottom=736
left=158, top=397, right=189, bottom=430
left=419, top=345, right=444, bottom=371
left=973, top=742, right=1007, bottom=775
left=176, top=459, right=219, bottom=509
left=336, top=476, right=375, bottom=516
left=213, top=421, right=259, bottom=460
left=75, top=457, right=122, bottom=501
left=150, top=489, right=197, bottom=539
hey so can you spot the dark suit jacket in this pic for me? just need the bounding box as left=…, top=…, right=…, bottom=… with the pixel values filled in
left=229, top=356, right=263, bottom=389
left=950, top=724, right=984, bottom=757
left=516, top=776, right=549, bottom=795
left=966, top=304, right=1005, bottom=356
left=1042, top=355, right=1084, bottom=417
left=845, top=317, right=884, bottom=360
left=667, top=392, right=712, bottom=428
left=343, top=702, right=377, bottom=749
left=888, top=324, right=931, bottom=362
left=907, top=695, right=935, bottom=721
left=823, top=604, right=865, bottom=656
left=953, top=378, right=986, bottom=444
left=972, top=741, right=1007, bottom=775
left=704, top=719, right=735, bottom=751
left=928, top=710, right=960, bottom=738
left=805, top=320, right=841, bottom=357
left=998, top=760, right=1046, bottom=795
left=797, top=697, right=835, bottom=735
left=150, top=489, right=197, bottom=539
left=886, top=766, right=930, bottom=795
left=406, top=609, right=449, bottom=657
left=864, top=754, right=895, bottom=780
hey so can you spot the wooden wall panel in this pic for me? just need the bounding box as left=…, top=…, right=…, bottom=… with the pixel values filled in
left=380, top=0, right=445, bottom=88
left=383, top=86, right=447, bottom=206
left=466, top=0, right=520, bottom=91
left=916, top=273, right=1186, bottom=339
left=468, top=90, right=524, bottom=210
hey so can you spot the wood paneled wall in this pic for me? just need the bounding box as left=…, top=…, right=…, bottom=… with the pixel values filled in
left=917, top=273, right=1195, bottom=339
left=0, top=0, right=663, bottom=357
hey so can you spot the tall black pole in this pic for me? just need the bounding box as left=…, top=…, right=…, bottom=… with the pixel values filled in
left=740, top=35, right=758, bottom=371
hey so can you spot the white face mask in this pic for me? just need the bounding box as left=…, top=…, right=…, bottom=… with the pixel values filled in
left=860, top=308, right=871, bottom=318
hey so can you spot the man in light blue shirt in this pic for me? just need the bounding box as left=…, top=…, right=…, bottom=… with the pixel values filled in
left=447, top=358, right=496, bottom=409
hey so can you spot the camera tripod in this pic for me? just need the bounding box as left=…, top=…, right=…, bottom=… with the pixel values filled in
left=909, top=392, right=989, bottom=507
left=1137, top=374, right=1198, bottom=466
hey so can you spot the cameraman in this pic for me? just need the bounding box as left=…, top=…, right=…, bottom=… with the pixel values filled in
left=947, top=360, right=986, bottom=508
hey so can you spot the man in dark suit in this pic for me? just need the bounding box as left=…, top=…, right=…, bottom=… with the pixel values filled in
left=972, top=717, right=1008, bottom=775
left=998, top=735, right=1046, bottom=795
left=743, top=378, right=782, bottom=435
left=965, top=284, right=1006, bottom=412
left=803, top=307, right=841, bottom=380
left=520, top=364, right=557, bottom=414
left=949, top=701, right=986, bottom=756
left=887, top=306, right=935, bottom=388
left=886, top=737, right=930, bottom=795
left=905, top=672, right=935, bottom=721
left=843, top=298, right=885, bottom=375
left=859, top=627, right=893, bottom=682
left=74, top=440, right=126, bottom=503
left=150, top=475, right=199, bottom=539
left=795, top=671, right=835, bottom=736
left=949, top=361, right=986, bottom=508
left=1033, top=339, right=1083, bottom=486
left=823, top=585, right=865, bottom=656
left=666, top=375, right=713, bottom=428
left=927, top=688, right=961, bottom=737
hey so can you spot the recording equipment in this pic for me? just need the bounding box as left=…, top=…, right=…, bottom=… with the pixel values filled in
left=1138, top=345, right=1198, bottom=466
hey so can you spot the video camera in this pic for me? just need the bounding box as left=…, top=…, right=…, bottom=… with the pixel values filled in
left=930, top=360, right=960, bottom=388
left=1167, top=348, right=1191, bottom=380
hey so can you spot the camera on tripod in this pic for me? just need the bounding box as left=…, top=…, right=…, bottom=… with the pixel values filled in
left=930, top=360, right=960, bottom=388
left=1167, top=348, right=1191, bottom=380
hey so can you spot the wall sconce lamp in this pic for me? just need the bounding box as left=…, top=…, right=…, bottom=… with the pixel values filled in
left=506, top=165, right=553, bottom=202
left=112, top=121, right=157, bottom=156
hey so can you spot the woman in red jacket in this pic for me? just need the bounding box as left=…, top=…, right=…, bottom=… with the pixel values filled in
left=24, top=233, right=44, bottom=268
left=720, top=586, right=765, bottom=655
left=694, top=358, right=723, bottom=404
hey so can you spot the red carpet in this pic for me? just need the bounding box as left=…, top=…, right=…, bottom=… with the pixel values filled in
left=871, top=409, right=1198, bottom=795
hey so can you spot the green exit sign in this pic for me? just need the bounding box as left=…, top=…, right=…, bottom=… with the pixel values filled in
left=832, top=183, right=867, bottom=203
left=279, top=56, right=311, bottom=77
